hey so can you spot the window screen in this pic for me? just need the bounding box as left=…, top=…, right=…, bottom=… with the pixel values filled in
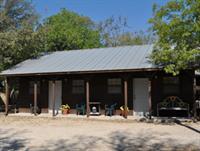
left=72, top=80, right=85, bottom=94
left=108, top=78, right=122, bottom=94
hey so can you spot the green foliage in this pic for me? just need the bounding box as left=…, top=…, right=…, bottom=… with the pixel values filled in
left=0, top=0, right=42, bottom=71
left=60, top=104, right=70, bottom=110
left=40, top=9, right=101, bottom=51
left=151, top=48, right=200, bottom=75
left=0, top=27, right=46, bottom=71
left=149, top=0, right=200, bottom=75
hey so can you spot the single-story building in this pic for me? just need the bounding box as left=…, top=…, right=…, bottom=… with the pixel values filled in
left=0, top=45, right=196, bottom=118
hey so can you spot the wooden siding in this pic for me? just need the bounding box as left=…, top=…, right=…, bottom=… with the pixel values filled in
left=17, top=78, right=48, bottom=113
left=62, top=75, right=133, bottom=115
left=15, top=70, right=194, bottom=116
left=151, top=70, right=194, bottom=115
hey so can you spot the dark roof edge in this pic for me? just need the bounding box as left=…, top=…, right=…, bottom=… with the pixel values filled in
left=0, top=68, right=161, bottom=77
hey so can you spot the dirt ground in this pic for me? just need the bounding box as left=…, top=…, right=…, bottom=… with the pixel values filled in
left=0, top=115, right=200, bottom=151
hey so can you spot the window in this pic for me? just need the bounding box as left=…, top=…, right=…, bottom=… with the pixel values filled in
left=29, top=81, right=40, bottom=94
left=72, top=80, right=84, bottom=94
left=163, top=77, right=179, bottom=95
left=108, top=78, right=122, bottom=94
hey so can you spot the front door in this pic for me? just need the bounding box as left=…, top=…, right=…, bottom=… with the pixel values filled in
left=133, top=78, right=149, bottom=116
left=48, top=80, right=62, bottom=114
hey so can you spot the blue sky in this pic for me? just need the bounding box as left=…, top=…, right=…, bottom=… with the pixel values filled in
left=33, top=0, right=169, bottom=32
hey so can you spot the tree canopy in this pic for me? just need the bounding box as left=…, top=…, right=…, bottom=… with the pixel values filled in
left=0, top=0, right=38, bottom=31
left=40, top=9, right=101, bottom=51
left=98, top=16, right=153, bottom=47
left=0, top=0, right=42, bottom=71
left=149, top=0, right=200, bottom=75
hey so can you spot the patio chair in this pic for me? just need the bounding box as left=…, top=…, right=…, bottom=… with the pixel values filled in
left=105, top=103, right=117, bottom=116
left=76, top=103, right=86, bottom=115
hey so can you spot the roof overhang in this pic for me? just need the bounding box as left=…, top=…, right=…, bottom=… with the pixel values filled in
left=0, top=68, right=161, bottom=77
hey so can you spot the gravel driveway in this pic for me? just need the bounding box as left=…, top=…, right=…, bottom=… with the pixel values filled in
left=0, top=115, right=200, bottom=151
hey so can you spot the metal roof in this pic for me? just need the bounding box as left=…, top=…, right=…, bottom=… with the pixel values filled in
left=1, top=45, right=155, bottom=76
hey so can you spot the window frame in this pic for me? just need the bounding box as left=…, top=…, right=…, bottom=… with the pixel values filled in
left=107, top=78, right=122, bottom=94
left=72, top=79, right=85, bottom=94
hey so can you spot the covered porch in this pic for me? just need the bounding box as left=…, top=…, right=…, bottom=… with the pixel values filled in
left=3, top=71, right=155, bottom=118
left=2, top=70, right=195, bottom=118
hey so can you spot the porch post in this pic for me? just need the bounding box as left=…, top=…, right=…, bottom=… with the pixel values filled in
left=193, top=77, right=197, bottom=119
left=86, top=80, right=90, bottom=117
left=124, top=79, right=128, bottom=119
left=33, top=82, right=37, bottom=116
left=52, top=80, right=56, bottom=117
left=148, top=78, right=152, bottom=119
left=5, top=77, right=9, bottom=116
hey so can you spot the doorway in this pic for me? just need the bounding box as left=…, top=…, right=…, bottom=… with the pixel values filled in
left=133, top=78, right=149, bottom=116
left=48, top=80, right=62, bottom=114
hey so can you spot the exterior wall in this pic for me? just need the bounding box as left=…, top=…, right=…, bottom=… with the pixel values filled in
left=62, top=75, right=133, bottom=115
left=62, top=78, right=86, bottom=110
left=15, top=70, right=194, bottom=116
left=17, top=78, right=48, bottom=113
left=151, top=70, right=194, bottom=115
left=196, top=76, right=200, bottom=99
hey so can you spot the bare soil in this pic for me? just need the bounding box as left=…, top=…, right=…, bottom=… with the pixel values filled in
left=0, top=115, right=200, bottom=151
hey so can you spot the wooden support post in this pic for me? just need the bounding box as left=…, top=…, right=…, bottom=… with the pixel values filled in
left=33, top=82, right=37, bottom=116
left=52, top=81, right=56, bottom=117
left=86, top=80, right=90, bottom=117
left=193, top=77, right=197, bottom=119
left=148, top=79, right=152, bottom=119
left=5, top=77, right=9, bottom=116
left=124, top=79, right=128, bottom=119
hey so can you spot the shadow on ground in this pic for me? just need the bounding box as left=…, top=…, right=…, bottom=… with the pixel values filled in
left=0, top=129, right=28, bottom=150
left=0, top=122, right=199, bottom=151
left=37, top=131, right=199, bottom=151
left=175, top=119, right=200, bottom=134
left=108, top=131, right=198, bottom=151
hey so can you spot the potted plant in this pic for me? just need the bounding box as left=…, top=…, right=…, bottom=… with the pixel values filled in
left=120, top=106, right=129, bottom=117
left=61, top=104, right=70, bottom=115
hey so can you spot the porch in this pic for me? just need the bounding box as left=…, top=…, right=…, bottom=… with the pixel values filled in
left=2, top=70, right=195, bottom=118
left=4, top=72, right=154, bottom=118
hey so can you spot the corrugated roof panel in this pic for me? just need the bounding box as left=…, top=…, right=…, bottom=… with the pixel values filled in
left=0, top=45, right=155, bottom=76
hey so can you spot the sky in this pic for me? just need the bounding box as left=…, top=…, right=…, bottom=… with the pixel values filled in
left=33, top=0, right=169, bottom=32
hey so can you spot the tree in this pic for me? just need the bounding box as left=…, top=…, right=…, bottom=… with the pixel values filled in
left=0, top=27, right=46, bottom=71
left=116, top=31, right=154, bottom=46
left=98, top=16, right=154, bottom=47
left=0, top=0, right=38, bottom=31
left=149, top=0, right=200, bottom=75
left=40, top=9, right=101, bottom=51
left=0, top=0, right=42, bottom=71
